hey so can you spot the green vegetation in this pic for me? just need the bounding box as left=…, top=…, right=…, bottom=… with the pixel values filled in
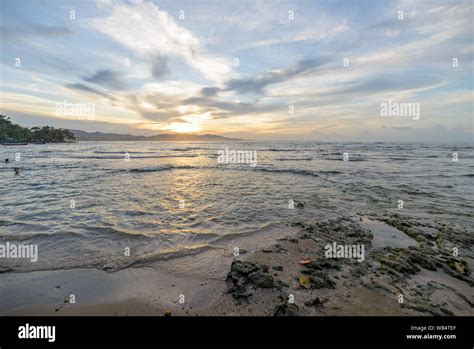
left=0, top=115, right=76, bottom=143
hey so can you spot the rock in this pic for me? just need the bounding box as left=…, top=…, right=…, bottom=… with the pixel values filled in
left=445, top=258, right=469, bottom=275
left=274, top=244, right=288, bottom=252
left=228, top=261, right=259, bottom=276
left=304, top=297, right=323, bottom=307
left=248, top=270, right=275, bottom=288
left=408, top=252, right=437, bottom=271
left=305, top=259, right=340, bottom=271
left=299, top=276, right=311, bottom=289
left=440, top=307, right=455, bottom=316
left=226, top=261, right=277, bottom=302
left=101, top=263, right=116, bottom=272
left=311, top=272, right=336, bottom=289
left=276, top=280, right=289, bottom=288
left=300, top=270, right=335, bottom=289
left=455, top=261, right=467, bottom=274
left=373, top=249, right=422, bottom=278
left=274, top=302, right=299, bottom=316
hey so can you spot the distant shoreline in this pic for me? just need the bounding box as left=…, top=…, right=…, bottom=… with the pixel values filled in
left=71, top=129, right=244, bottom=142
left=74, top=139, right=244, bottom=142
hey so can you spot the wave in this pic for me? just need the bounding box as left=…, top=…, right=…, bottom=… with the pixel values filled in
left=168, top=148, right=192, bottom=151
left=127, top=165, right=193, bottom=173
left=209, top=222, right=281, bottom=244
left=324, top=157, right=368, bottom=162
left=121, top=164, right=342, bottom=179
left=434, top=173, right=474, bottom=178
left=0, top=219, right=53, bottom=231
left=319, top=170, right=344, bottom=175
left=169, top=147, right=208, bottom=151
left=0, top=222, right=290, bottom=273
left=265, top=148, right=301, bottom=152
left=116, top=222, right=294, bottom=270
left=146, top=147, right=209, bottom=151
left=275, top=157, right=312, bottom=161
left=0, top=230, right=84, bottom=242
left=94, top=151, right=156, bottom=154
left=80, top=225, right=158, bottom=240
left=256, top=167, right=319, bottom=177
left=72, top=154, right=198, bottom=159
left=385, top=157, right=411, bottom=161
left=124, top=244, right=216, bottom=269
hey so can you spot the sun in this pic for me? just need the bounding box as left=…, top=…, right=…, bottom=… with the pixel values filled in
left=166, top=122, right=200, bottom=133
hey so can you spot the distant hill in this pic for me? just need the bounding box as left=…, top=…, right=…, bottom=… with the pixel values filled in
left=70, top=130, right=243, bottom=142
left=1, top=115, right=76, bottom=144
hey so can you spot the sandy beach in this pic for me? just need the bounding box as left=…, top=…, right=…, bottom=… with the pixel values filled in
left=3, top=213, right=472, bottom=317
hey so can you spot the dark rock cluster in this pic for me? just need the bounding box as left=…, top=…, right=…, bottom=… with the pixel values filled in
left=226, top=261, right=277, bottom=303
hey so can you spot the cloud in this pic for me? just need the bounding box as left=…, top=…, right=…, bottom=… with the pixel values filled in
left=89, top=0, right=232, bottom=82
left=0, top=25, right=72, bottom=39
left=313, top=124, right=338, bottom=133
left=1, top=0, right=471, bottom=140
left=246, top=21, right=349, bottom=48
left=221, top=56, right=331, bottom=95
left=151, top=54, right=169, bottom=79
left=100, top=81, right=202, bottom=122
left=201, top=87, right=220, bottom=96
left=183, top=94, right=278, bottom=118
left=380, top=126, right=413, bottom=130
left=321, top=72, right=442, bottom=97
left=66, top=83, right=114, bottom=100
left=83, top=70, right=124, bottom=90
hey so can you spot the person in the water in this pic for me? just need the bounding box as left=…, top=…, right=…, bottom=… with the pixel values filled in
left=14, top=167, right=20, bottom=175
left=5, top=158, right=9, bottom=163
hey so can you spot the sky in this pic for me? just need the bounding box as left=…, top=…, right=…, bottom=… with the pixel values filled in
left=0, top=0, right=472, bottom=141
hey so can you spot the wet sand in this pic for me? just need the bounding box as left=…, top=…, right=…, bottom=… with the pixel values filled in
left=2, top=214, right=472, bottom=316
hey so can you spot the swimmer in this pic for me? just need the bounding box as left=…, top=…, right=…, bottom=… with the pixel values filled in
left=14, top=167, right=20, bottom=175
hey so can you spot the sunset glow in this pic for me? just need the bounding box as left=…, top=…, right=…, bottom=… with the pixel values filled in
left=0, top=0, right=472, bottom=141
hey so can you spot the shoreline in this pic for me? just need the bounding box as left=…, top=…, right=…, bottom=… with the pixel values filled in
left=2, top=214, right=472, bottom=316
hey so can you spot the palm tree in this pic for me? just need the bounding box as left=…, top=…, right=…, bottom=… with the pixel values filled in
left=1, top=115, right=76, bottom=143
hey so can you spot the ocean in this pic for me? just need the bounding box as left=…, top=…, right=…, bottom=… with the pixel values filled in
left=1, top=141, right=473, bottom=277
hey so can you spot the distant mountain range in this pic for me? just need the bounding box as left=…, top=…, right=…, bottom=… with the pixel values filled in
left=70, top=130, right=243, bottom=142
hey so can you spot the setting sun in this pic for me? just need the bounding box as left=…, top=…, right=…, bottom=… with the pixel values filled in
left=165, top=122, right=201, bottom=133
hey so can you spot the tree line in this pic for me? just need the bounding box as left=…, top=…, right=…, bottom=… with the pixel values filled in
left=0, top=115, right=76, bottom=143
